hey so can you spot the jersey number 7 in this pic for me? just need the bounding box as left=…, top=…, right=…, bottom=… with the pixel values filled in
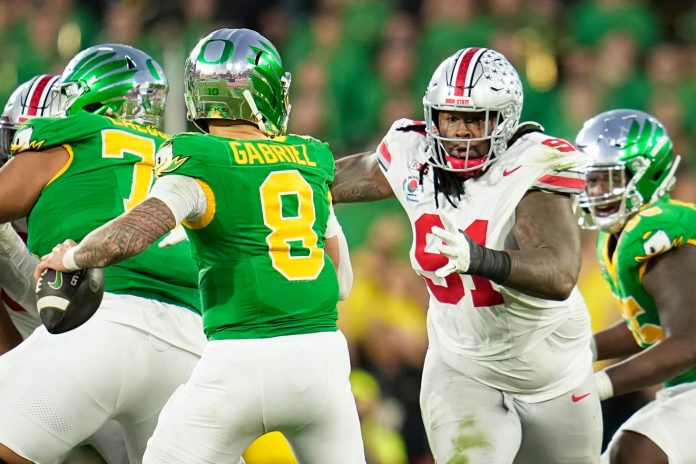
left=414, top=214, right=504, bottom=307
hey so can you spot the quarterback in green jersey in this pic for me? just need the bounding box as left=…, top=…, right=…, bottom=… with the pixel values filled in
left=576, top=109, right=696, bottom=463
left=38, top=29, right=365, bottom=463
left=0, top=45, right=207, bottom=464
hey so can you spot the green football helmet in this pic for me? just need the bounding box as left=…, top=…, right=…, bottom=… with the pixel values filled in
left=185, top=28, right=291, bottom=136
left=575, top=109, right=681, bottom=233
left=59, top=44, right=169, bottom=128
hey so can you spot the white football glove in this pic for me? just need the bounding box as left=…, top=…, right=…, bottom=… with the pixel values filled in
left=158, top=225, right=188, bottom=248
left=431, top=214, right=471, bottom=278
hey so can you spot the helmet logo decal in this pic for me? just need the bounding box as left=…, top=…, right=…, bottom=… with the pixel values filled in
left=197, top=39, right=235, bottom=65
left=26, top=75, right=60, bottom=117
left=451, top=47, right=484, bottom=97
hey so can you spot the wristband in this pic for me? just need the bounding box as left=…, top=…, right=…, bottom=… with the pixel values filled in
left=594, top=371, right=614, bottom=400
left=62, top=247, right=81, bottom=271
left=466, top=237, right=511, bottom=284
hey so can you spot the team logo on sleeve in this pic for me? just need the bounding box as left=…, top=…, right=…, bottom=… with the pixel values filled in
left=403, top=175, right=422, bottom=204
left=637, top=229, right=672, bottom=261
left=10, top=126, right=43, bottom=153
left=154, top=144, right=190, bottom=177
left=154, top=154, right=190, bottom=177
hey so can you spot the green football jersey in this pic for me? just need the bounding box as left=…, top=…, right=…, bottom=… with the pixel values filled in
left=596, top=196, right=696, bottom=387
left=11, top=113, right=200, bottom=312
left=155, top=132, right=339, bottom=340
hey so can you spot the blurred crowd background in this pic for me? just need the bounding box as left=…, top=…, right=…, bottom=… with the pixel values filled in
left=2, top=0, right=696, bottom=462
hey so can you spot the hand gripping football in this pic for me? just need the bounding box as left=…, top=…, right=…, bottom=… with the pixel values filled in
left=35, top=268, right=104, bottom=334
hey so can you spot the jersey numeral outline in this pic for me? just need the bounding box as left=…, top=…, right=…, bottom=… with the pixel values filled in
left=541, top=137, right=575, bottom=153
left=101, top=129, right=156, bottom=211
left=414, top=213, right=504, bottom=306
left=259, top=170, right=324, bottom=280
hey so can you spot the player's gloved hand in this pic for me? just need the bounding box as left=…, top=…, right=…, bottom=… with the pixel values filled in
left=158, top=226, right=188, bottom=248
left=431, top=214, right=512, bottom=284
left=432, top=214, right=472, bottom=277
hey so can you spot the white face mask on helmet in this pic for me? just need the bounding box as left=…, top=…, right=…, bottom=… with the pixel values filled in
left=0, top=74, right=65, bottom=161
left=423, top=48, right=523, bottom=177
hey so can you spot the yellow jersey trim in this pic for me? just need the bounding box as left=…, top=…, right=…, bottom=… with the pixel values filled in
left=183, top=179, right=215, bottom=229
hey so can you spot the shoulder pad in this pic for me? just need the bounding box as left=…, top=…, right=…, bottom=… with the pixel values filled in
left=508, top=121, right=544, bottom=147
left=11, top=113, right=111, bottom=155
left=391, top=118, right=426, bottom=135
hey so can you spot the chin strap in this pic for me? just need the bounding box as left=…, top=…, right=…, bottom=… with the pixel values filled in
left=243, top=90, right=267, bottom=134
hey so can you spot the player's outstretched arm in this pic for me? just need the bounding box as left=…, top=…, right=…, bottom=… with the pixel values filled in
left=0, top=147, right=69, bottom=223
left=505, top=190, right=581, bottom=300
left=35, top=198, right=176, bottom=277
left=593, top=319, right=643, bottom=362
left=332, top=152, right=394, bottom=203
left=597, top=244, right=696, bottom=399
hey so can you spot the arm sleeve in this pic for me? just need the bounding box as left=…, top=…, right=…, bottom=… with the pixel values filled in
left=324, top=206, right=353, bottom=300
left=335, top=226, right=353, bottom=301
left=0, top=223, right=39, bottom=316
left=325, top=204, right=340, bottom=238
left=149, top=175, right=208, bottom=225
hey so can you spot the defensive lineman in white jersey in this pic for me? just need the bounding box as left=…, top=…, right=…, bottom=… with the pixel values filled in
left=332, top=47, right=601, bottom=463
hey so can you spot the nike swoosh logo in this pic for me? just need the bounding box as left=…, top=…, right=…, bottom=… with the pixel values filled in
left=48, top=271, right=63, bottom=290
left=571, top=393, right=591, bottom=402
left=503, top=166, right=521, bottom=176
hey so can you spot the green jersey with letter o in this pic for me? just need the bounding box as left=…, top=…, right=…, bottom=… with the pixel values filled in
left=596, top=196, right=696, bottom=387
left=11, top=112, right=200, bottom=312
left=155, top=132, right=339, bottom=340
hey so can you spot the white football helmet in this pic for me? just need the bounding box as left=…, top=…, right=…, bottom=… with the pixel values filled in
left=423, top=48, right=523, bottom=176
left=1, top=74, right=65, bottom=160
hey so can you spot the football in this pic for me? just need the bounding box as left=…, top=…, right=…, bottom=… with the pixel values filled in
left=35, top=268, right=105, bottom=334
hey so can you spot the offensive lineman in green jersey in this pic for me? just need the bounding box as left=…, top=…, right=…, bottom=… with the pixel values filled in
left=0, top=45, right=207, bottom=464
left=576, top=109, right=696, bottom=463
left=38, top=28, right=365, bottom=463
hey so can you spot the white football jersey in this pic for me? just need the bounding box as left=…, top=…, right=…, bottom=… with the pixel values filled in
left=378, top=119, right=592, bottom=400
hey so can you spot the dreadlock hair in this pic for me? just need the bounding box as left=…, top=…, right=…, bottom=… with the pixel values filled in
left=418, top=157, right=464, bottom=209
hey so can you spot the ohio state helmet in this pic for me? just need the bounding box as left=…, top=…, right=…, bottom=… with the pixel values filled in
left=1, top=74, right=64, bottom=161
left=423, top=48, right=523, bottom=176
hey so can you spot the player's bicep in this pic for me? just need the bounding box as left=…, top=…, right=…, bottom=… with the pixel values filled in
left=0, top=147, right=69, bottom=222
left=332, top=151, right=393, bottom=203
left=513, top=190, right=581, bottom=270
left=644, top=244, right=696, bottom=340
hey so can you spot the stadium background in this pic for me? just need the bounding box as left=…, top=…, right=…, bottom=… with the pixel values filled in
left=2, top=0, right=696, bottom=462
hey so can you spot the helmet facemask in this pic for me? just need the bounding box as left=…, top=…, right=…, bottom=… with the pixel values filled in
left=423, top=48, right=523, bottom=178
left=576, top=109, right=681, bottom=233
left=578, top=164, right=634, bottom=233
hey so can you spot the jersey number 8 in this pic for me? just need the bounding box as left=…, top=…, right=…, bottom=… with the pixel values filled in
left=260, top=170, right=325, bottom=280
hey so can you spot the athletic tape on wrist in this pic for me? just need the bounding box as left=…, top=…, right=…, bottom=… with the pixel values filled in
left=62, top=247, right=81, bottom=271
left=594, top=371, right=614, bottom=400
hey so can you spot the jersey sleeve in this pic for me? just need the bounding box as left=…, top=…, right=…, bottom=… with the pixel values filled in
left=521, top=132, right=587, bottom=195
left=618, top=200, right=696, bottom=267
left=10, top=113, right=108, bottom=155
left=376, top=118, right=427, bottom=176
left=154, top=133, right=212, bottom=180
